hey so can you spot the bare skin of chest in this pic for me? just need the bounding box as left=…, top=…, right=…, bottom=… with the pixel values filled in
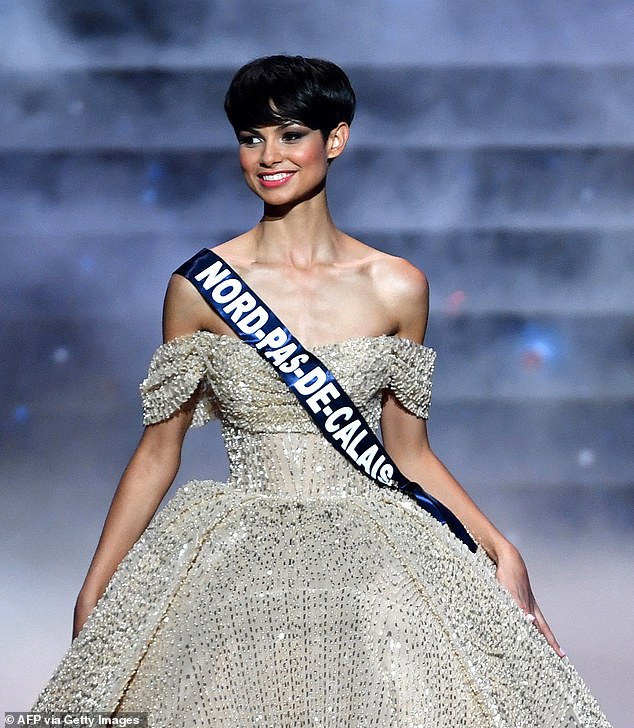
left=199, top=261, right=394, bottom=347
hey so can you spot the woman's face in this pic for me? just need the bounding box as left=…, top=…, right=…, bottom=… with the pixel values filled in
left=237, top=121, right=348, bottom=206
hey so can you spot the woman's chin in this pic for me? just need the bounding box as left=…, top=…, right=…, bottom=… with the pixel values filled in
left=252, top=181, right=327, bottom=210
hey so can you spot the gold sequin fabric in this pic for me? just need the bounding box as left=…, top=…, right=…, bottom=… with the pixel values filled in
left=32, top=333, right=613, bottom=727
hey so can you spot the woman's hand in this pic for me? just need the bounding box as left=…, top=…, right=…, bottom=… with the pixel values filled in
left=493, top=542, right=566, bottom=658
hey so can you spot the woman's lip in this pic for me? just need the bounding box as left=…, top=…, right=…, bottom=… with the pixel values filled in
left=257, top=171, right=296, bottom=188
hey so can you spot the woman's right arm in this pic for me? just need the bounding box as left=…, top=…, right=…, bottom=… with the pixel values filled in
left=72, top=398, right=196, bottom=640
left=72, top=273, right=212, bottom=640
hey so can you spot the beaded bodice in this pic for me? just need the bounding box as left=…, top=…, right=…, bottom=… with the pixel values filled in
left=140, top=331, right=436, bottom=496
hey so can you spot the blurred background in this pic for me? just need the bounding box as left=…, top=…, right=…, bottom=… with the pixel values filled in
left=0, top=1, right=632, bottom=723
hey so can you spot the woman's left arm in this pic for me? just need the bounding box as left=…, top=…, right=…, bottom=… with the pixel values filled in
left=381, top=395, right=566, bottom=658
left=377, top=255, right=566, bottom=658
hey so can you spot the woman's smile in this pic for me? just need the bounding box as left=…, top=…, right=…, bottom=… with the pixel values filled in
left=257, top=170, right=297, bottom=188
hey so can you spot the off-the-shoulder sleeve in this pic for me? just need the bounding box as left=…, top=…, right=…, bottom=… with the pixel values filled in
left=388, top=337, right=437, bottom=419
left=139, top=332, right=219, bottom=427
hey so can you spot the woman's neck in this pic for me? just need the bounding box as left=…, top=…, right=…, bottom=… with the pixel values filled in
left=253, top=192, right=342, bottom=266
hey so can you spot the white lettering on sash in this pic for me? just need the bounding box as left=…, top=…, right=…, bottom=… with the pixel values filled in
left=346, top=428, right=369, bottom=459
left=293, top=366, right=327, bottom=395
left=370, top=454, right=385, bottom=479
left=306, top=382, right=340, bottom=414
left=332, top=419, right=361, bottom=449
left=194, top=260, right=230, bottom=290
left=356, top=444, right=379, bottom=474
left=223, top=291, right=256, bottom=322
left=279, top=352, right=309, bottom=373
left=378, top=462, right=394, bottom=485
left=236, top=306, right=269, bottom=334
left=256, top=326, right=288, bottom=350
left=212, top=278, right=242, bottom=303
left=264, top=342, right=297, bottom=367
left=325, top=406, right=353, bottom=432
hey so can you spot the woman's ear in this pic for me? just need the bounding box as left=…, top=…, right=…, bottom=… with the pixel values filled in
left=326, top=122, right=350, bottom=161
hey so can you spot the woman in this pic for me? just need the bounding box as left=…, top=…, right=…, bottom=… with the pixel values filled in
left=32, top=55, right=612, bottom=727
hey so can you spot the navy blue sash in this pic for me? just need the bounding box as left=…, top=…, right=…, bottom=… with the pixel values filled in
left=174, top=248, right=477, bottom=553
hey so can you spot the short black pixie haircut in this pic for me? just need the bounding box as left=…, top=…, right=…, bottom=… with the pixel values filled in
left=224, top=55, right=356, bottom=140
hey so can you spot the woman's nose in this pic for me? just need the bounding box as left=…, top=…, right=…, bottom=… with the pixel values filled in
left=259, top=140, right=282, bottom=167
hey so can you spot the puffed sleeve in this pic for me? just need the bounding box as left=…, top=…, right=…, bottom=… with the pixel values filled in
left=388, top=336, right=437, bottom=419
left=139, top=332, right=219, bottom=427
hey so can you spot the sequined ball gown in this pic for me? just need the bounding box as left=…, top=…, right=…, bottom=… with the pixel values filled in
left=31, top=331, right=613, bottom=727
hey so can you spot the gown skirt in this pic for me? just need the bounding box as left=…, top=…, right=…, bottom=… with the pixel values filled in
left=31, top=332, right=614, bottom=728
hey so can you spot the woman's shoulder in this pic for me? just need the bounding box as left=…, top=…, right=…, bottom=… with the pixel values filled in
left=162, top=234, right=256, bottom=341
left=345, top=235, right=428, bottom=303
left=343, top=232, right=425, bottom=278
left=345, top=235, right=429, bottom=342
left=373, top=253, right=428, bottom=299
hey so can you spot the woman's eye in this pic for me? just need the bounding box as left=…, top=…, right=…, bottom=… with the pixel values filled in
left=238, top=135, right=261, bottom=146
left=282, top=131, right=305, bottom=142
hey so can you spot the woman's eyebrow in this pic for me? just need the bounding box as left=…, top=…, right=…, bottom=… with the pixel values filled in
left=242, top=121, right=303, bottom=133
